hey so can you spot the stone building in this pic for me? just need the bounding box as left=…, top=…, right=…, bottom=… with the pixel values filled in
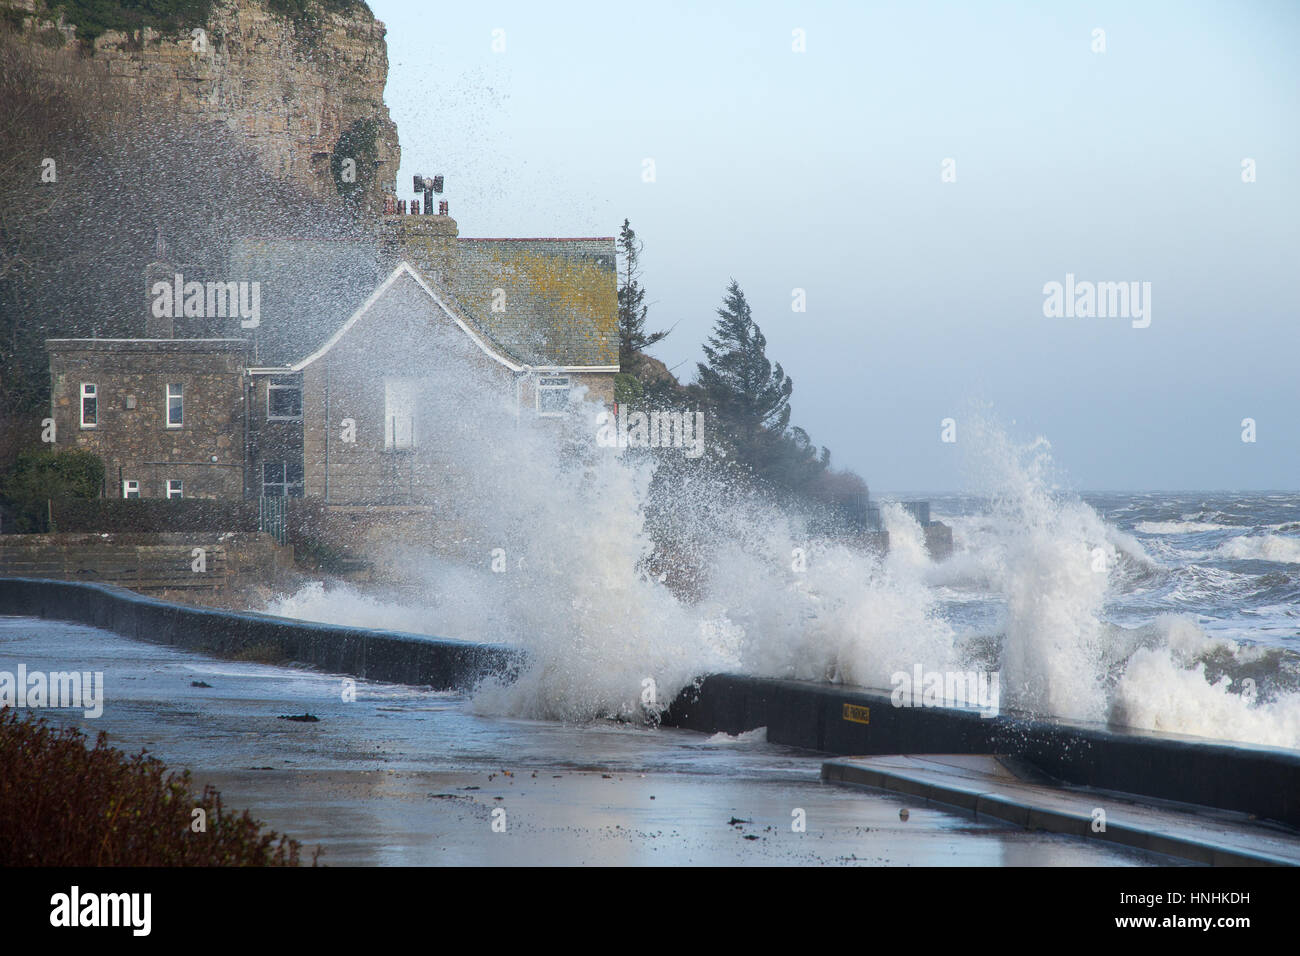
left=46, top=203, right=619, bottom=506
left=46, top=338, right=249, bottom=500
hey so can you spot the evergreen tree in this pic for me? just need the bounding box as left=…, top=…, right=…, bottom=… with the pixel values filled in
left=696, top=280, right=793, bottom=477
left=617, top=219, right=669, bottom=370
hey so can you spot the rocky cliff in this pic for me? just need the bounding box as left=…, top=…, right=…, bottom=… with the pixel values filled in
left=2, top=0, right=399, bottom=214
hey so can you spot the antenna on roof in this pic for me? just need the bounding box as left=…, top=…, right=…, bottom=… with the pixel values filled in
left=413, top=174, right=445, bottom=215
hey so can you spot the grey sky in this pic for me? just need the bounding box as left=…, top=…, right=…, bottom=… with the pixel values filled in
left=372, top=0, right=1299, bottom=492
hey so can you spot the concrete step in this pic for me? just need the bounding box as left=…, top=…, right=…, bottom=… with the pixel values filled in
left=822, top=753, right=1300, bottom=866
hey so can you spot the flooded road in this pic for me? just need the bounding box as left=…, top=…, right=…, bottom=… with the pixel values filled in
left=1, top=616, right=1184, bottom=866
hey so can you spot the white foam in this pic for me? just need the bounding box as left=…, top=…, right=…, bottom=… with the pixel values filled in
left=1136, top=520, right=1230, bottom=534
left=704, top=727, right=767, bottom=745
left=1110, top=616, right=1300, bottom=748
left=1218, top=535, right=1300, bottom=564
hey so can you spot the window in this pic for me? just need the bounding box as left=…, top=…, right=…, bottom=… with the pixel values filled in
left=166, top=383, right=183, bottom=427
left=80, top=383, right=97, bottom=428
left=536, top=376, right=571, bottom=416
left=384, top=378, right=418, bottom=449
left=267, top=377, right=302, bottom=420
left=122, top=480, right=139, bottom=499
left=262, top=461, right=304, bottom=498
left=166, top=480, right=183, bottom=499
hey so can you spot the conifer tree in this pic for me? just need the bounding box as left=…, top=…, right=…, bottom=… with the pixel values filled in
left=696, top=279, right=793, bottom=476
left=617, top=219, right=669, bottom=370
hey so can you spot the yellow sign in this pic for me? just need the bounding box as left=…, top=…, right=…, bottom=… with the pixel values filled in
left=842, top=703, right=870, bottom=725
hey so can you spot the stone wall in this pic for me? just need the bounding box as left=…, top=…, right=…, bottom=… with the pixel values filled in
left=3, top=0, right=399, bottom=215
left=0, top=531, right=290, bottom=592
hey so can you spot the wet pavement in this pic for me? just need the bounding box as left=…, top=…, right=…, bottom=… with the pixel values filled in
left=0, top=616, right=1190, bottom=866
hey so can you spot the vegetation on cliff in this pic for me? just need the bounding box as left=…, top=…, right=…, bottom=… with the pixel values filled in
left=48, top=0, right=213, bottom=43
left=24, top=0, right=370, bottom=44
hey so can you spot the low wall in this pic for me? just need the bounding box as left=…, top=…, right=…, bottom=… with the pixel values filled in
left=0, top=577, right=520, bottom=691
left=0, top=533, right=290, bottom=593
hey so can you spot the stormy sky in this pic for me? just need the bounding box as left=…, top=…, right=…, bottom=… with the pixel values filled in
left=371, top=0, right=1299, bottom=492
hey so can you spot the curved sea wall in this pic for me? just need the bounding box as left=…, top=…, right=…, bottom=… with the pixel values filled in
left=0, top=577, right=519, bottom=690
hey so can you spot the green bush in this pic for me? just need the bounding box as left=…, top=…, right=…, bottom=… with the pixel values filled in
left=1, top=447, right=104, bottom=532
left=0, top=708, right=314, bottom=865
left=613, top=372, right=643, bottom=405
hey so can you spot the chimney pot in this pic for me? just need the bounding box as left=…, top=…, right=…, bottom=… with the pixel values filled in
left=439, top=200, right=448, bottom=215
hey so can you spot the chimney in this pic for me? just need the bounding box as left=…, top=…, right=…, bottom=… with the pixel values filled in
left=378, top=176, right=458, bottom=281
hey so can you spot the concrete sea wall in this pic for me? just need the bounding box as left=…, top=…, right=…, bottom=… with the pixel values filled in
left=662, top=675, right=1300, bottom=829
left=0, top=576, right=520, bottom=691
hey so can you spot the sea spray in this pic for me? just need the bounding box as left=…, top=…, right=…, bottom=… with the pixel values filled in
left=263, top=370, right=1300, bottom=749
left=956, top=417, right=1114, bottom=721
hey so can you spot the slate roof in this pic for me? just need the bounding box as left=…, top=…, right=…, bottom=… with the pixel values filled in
left=227, top=235, right=619, bottom=370
left=227, top=237, right=384, bottom=367
left=449, top=238, right=619, bottom=367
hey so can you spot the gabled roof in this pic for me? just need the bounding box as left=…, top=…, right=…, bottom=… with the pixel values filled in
left=292, top=262, right=525, bottom=373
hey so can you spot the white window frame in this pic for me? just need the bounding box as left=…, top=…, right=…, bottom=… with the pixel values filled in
left=384, top=378, right=418, bottom=450
left=536, top=375, right=571, bottom=417
left=166, top=383, right=183, bottom=428
left=122, top=480, right=139, bottom=499
left=166, top=479, right=183, bottom=499
left=266, top=377, right=303, bottom=421
left=80, top=383, right=97, bottom=429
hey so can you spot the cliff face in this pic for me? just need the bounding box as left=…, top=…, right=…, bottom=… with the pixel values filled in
left=3, top=0, right=399, bottom=215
